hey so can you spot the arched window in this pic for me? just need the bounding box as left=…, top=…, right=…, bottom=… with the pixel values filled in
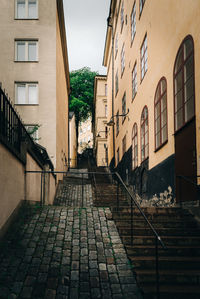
left=132, top=123, right=138, bottom=169
left=141, top=106, right=148, bottom=162
left=174, top=36, right=195, bottom=131
left=155, top=78, right=168, bottom=150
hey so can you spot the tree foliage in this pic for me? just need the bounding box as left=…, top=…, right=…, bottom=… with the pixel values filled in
left=69, top=67, right=98, bottom=127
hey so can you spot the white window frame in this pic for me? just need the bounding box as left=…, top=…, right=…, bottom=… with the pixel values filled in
left=121, top=44, right=125, bottom=76
left=15, top=82, right=38, bottom=105
left=15, top=0, right=38, bottom=19
left=132, top=62, right=137, bottom=99
left=15, top=40, right=38, bottom=62
left=131, top=2, right=136, bottom=42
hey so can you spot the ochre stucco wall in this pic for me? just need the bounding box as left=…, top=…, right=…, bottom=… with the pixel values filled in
left=0, top=143, right=24, bottom=231
left=56, top=9, right=69, bottom=178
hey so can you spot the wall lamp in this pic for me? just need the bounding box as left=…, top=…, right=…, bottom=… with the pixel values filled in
left=106, top=109, right=129, bottom=126
left=96, top=130, right=108, bottom=138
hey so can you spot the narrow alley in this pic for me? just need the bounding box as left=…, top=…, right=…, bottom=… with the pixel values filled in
left=0, top=169, right=143, bottom=299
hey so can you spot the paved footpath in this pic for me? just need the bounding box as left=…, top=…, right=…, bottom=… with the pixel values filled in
left=0, top=181, right=143, bottom=299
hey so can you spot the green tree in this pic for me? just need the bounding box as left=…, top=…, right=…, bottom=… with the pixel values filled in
left=69, top=67, right=98, bottom=129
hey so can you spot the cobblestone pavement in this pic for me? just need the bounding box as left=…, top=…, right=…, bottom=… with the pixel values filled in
left=55, top=184, right=93, bottom=207
left=0, top=205, right=143, bottom=299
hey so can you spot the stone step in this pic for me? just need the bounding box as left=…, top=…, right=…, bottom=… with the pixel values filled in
left=121, top=235, right=200, bottom=246
left=112, top=213, right=194, bottom=222
left=114, top=219, right=198, bottom=229
left=126, top=245, right=200, bottom=257
left=142, top=284, right=200, bottom=299
left=129, top=256, right=200, bottom=270
left=117, top=226, right=200, bottom=236
left=136, top=269, right=200, bottom=285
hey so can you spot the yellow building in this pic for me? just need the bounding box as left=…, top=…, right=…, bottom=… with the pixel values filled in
left=93, top=75, right=108, bottom=167
left=0, top=0, right=70, bottom=174
left=78, top=117, right=93, bottom=154
left=103, top=0, right=200, bottom=204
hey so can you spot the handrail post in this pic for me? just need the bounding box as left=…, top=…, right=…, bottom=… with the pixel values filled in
left=82, top=173, right=84, bottom=207
left=155, top=236, right=160, bottom=299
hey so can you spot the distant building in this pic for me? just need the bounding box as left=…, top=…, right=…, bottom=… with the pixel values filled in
left=93, top=75, right=108, bottom=166
left=69, top=112, right=77, bottom=168
left=103, top=0, right=200, bottom=204
left=78, top=117, right=93, bottom=153
left=0, top=0, right=70, bottom=173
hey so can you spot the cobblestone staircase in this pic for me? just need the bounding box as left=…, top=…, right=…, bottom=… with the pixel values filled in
left=90, top=168, right=200, bottom=298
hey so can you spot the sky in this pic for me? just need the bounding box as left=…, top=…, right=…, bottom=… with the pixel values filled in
left=63, top=0, right=110, bottom=74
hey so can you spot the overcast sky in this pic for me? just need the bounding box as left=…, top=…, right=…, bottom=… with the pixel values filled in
left=63, top=0, right=110, bottom=74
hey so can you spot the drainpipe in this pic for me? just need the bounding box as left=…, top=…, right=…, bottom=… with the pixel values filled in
left=107, top=16, right=115, bottom=169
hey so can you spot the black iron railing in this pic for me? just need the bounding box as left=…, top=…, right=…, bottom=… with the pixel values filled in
left=0, top=87, right=24, bottom=160
left=0, top=87, right=53, bottom=169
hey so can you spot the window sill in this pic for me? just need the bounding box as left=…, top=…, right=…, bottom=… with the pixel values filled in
left=154, top=139, right=168, bottom=153
left=15, top=104, right=39, bottom=106
left=14, top=18, right=39, bottom=20
left=14, top=61, right=38, bottom=63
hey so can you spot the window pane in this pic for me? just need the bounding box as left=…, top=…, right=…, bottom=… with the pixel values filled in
left=175, top=49, right=183, bottom=73
left=161, top=94, right=167, bottom=112
left=185, top=97, right=194, bottom=122
left=184, top=55, right=193, bottom=83
left=162, top=125, right=167, bottom=143
left=156, top=116, right=160, bottom=134
left=17, top=42, right=25, bottom=61
left=184, top=76, right=194, bottom=103
left=176, top=108, right=183, bottom=129
left=175, top=71, right=183, bottom=94
left=175, top=90, right=183, bottom=112
left=28, top=0, right=37, bottom=18
left=156, top=133, right=160, bottom=148
left=184, top=39, right=193, bottom=59
left=161, top=110, right=167, bottom=127
left=17, top=85, right=26, bottom=104
left=17, top=1, right=25, bottom=18
left=28, top=85, right=37, bottom=104
left=28, top=42, right=37, bottom=61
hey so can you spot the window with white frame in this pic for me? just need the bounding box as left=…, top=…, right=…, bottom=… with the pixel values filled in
left=105, top=104, right=108, bottom=117
left=132, top=62, right=137, bottom=99
left=15, top=40, right=38, bottom=62
left=139, top=0, right=146, bottom=15
left=122, top=92, right=126, bottom=123
left=115, top=33, right=118, bottom=57
left=132, top=123, right=138, bottom=169
left=141, top=34, right=147, bottom=80
left=15, top=0, right=38, bottom=19
left=120, top=1, right=124, bottom=31
left=121, top=44, right=125, bottom=75
left=116, top=111, right=119, bottom=136
left=25, top=125, right=39, bottom=142
left=15, top=83, right=38, bottom=105
left=131, top=2, right=136, bottom=42
left=105, top=84, right=107, bottom=96
left=115, top=71, right=119, bottom=96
